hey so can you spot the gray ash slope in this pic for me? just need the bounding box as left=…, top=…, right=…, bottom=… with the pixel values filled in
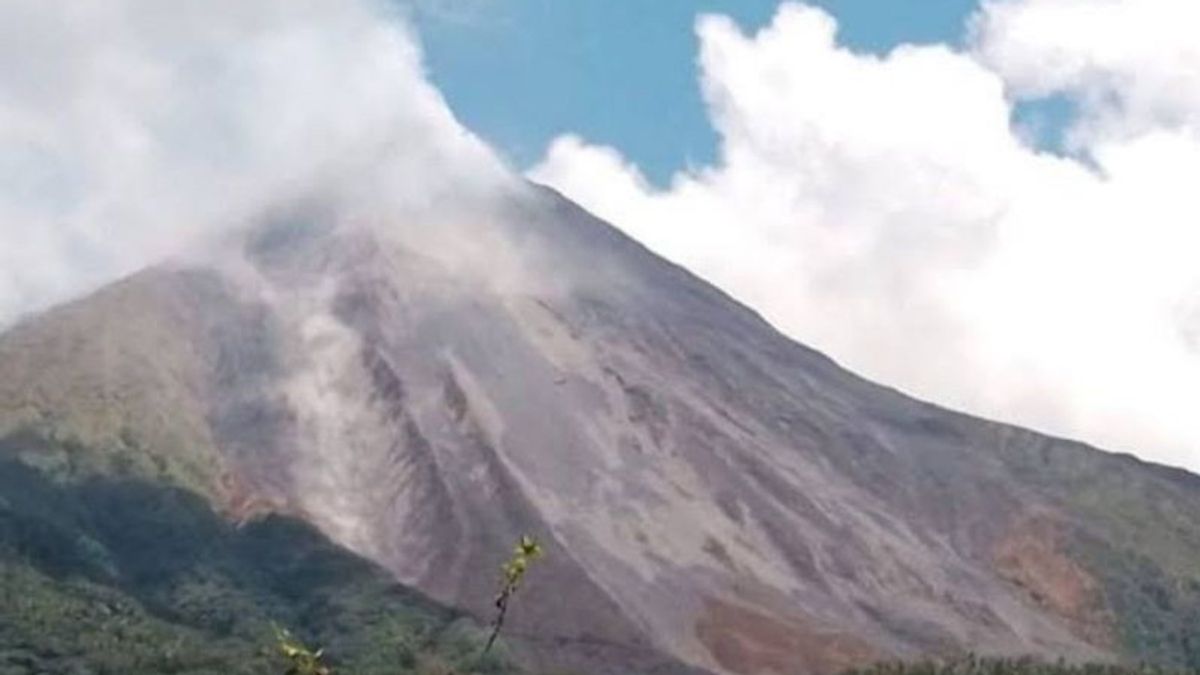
left=3, top=183, right=1200, bottom=674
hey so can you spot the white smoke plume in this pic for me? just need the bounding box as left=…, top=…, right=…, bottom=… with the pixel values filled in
left=0, top=0, right=508, bottom=327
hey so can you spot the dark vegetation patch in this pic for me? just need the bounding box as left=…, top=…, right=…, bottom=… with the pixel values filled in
left=0, top=435, right=517, bottom=675
left=1068, top=534, right=1200, bottom=670
left=840, top=655, right=1195, bottom=675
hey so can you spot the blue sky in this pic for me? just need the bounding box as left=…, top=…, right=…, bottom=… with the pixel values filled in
left=431, top=0, right=1200, bottom=468
left=409, top=0, right=994, bottom=185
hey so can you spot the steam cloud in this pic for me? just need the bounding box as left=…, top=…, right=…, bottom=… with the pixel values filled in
left=0, top=0, right=507, bottom=327
left=530, top=0, right=1200, bottom=470
left=4, top=0, right=1198, bottom=472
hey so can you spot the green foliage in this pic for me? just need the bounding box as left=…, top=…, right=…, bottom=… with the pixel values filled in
left=275, top=626, right=331, bottom=675
left=0, top=433, right=525, bottom=675
left=840, top=655, right=1193, bottom=675
left=1067, top=537, right=1200, bottom=669
left=482, top=536, right=544, bottom=657
left=995, top=437, right=1200, bottom=668
left=502, top=536, right=544, bottom=591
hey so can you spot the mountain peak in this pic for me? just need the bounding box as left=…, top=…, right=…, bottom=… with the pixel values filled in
left=3, top=187, right=1200, bottom=674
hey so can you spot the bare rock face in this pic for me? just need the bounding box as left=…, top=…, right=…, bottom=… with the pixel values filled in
left=3, top=183, right=1200, bottom=674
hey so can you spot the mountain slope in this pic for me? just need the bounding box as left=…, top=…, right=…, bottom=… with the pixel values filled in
left=1, top=183, right=1198, bottom=674
left=0, top=439, right=523, bottom=675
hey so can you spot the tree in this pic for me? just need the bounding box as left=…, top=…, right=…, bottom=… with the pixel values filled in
left=483, top=534, right=544, bottom=657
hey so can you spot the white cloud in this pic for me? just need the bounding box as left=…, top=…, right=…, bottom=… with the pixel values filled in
left=0, top=0, right=506, bottom=326
left=974, top=0, right=1200, bottom=146
left=530, top=1, right=1200, bottom=469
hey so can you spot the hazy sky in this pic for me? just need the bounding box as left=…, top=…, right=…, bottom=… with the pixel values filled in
left=1, top=0, right=1197, bottom=473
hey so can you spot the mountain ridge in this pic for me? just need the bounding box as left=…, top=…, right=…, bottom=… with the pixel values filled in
left=2, top=183, right=1199, bottom=674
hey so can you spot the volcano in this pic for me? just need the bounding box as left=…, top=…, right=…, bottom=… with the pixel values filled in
left=2, top=182, right=1199, bottom=674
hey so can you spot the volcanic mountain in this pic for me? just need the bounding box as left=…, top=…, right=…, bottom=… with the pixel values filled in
left=2, top=182, right=1199, bottom=674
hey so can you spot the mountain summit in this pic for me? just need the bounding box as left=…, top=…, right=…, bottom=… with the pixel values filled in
left=2, top=183, right=1199, bottom=674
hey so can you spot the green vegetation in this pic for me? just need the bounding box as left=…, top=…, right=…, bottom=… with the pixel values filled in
left=0, top=431, right=521, bottom=675
left=483, top=536, right=543, bottom=657
left=275, top=626, right=331, bottom=675
left=7, top=423, right=1199, bottom=675
left=1068, top=537, right=1200, bottom=669
left=996, top=435, right=1200, bottom=668
left=840, top=656, right=1196, bottom=675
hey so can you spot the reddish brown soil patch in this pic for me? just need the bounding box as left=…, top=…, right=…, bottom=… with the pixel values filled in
left=992, top=512, right=1114, bottom=647
left=695, top=597, right=882, bottom=675
left=219, top=470, right=287, bottom=524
